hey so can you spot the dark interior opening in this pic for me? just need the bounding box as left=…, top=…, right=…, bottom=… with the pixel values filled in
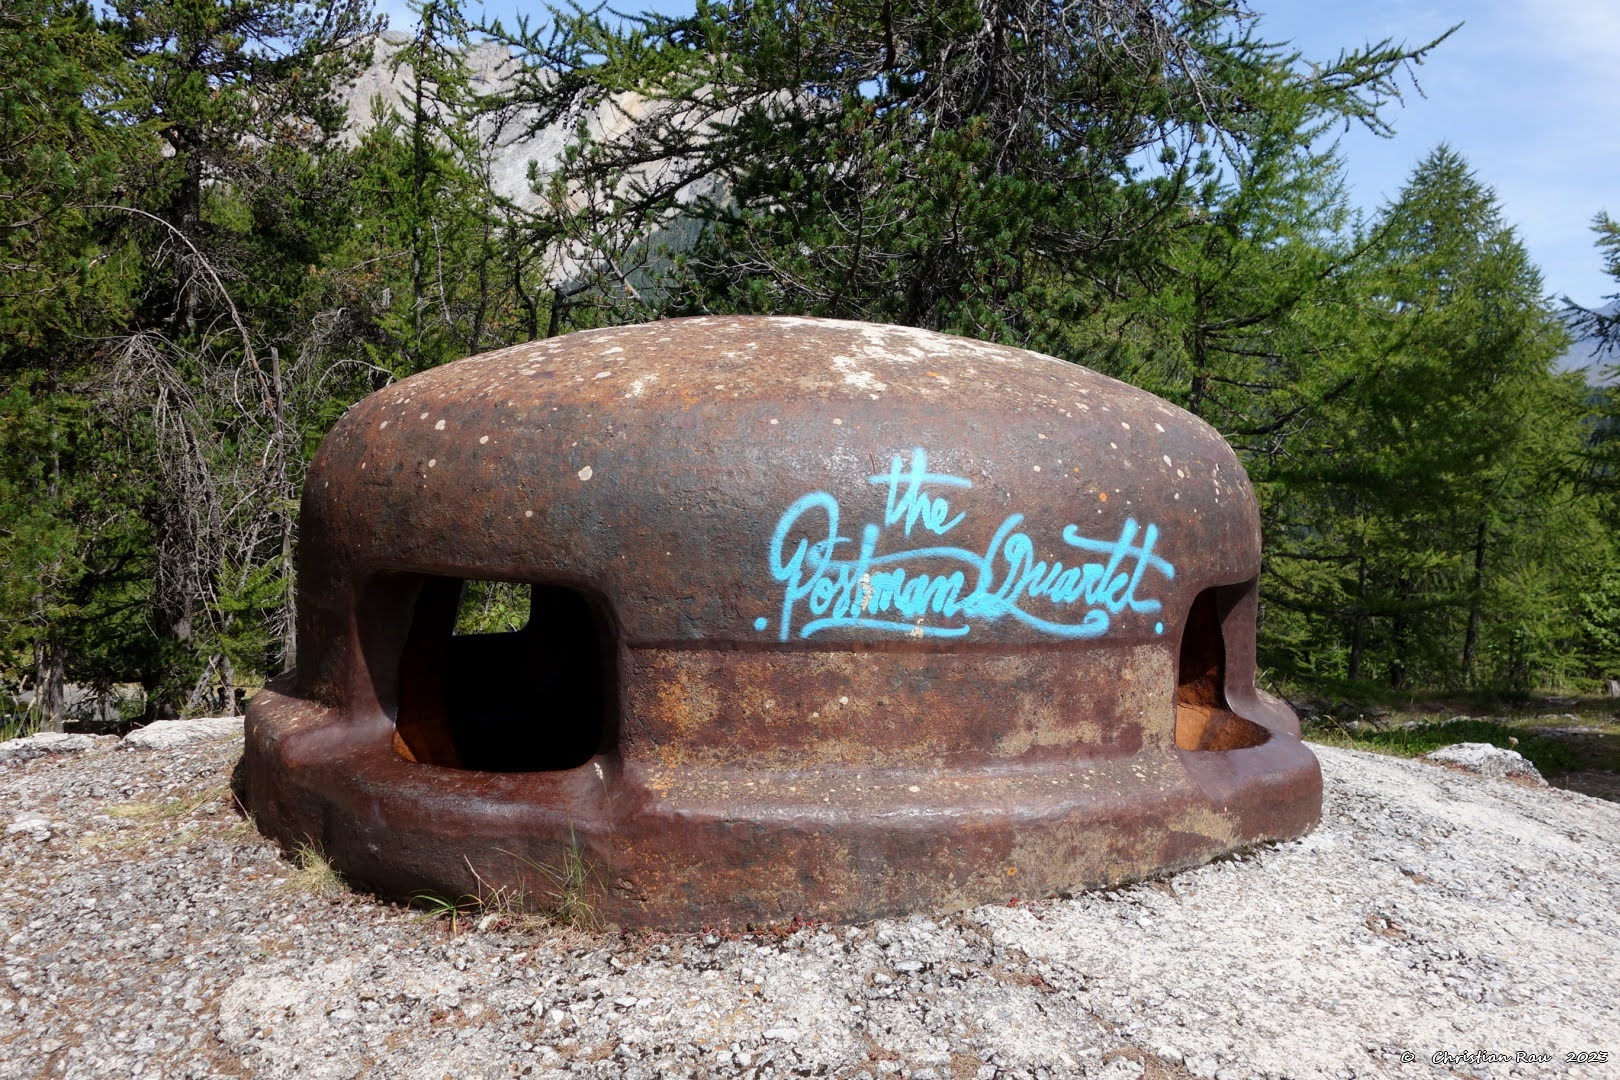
left=1175, top=586, right=1268, bottom=752
left=390, top=578, right=614, bottom=771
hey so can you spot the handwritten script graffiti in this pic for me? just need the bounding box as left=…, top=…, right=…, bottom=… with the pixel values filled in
left=760, top=448, right=1176, bottom=640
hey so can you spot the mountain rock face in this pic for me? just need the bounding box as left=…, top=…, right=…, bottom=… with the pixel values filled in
left=1557, top=302, right=1618, bottom=385
left=336, top=32, right=677, bottom=213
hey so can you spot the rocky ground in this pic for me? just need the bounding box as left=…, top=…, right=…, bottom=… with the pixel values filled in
left=1, top=728, right=1616, bottom=1080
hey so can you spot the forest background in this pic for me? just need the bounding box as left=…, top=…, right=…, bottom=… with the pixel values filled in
left=3, top=0, right=1619, bottom=730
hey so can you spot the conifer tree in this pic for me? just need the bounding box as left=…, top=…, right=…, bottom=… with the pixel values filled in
left=492, top=0, right=1449, bottom=351
left=96, top=0, right=377, bottom=718
left=1265, top=147, right=1573, bottom=690
left=1565, top=213, right=1620, bottom=363
left=0, top=1, right=148, bottom=727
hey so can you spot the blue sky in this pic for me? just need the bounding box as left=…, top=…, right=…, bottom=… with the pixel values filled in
left=1259, top=0, right=1619, bottom=308
left=380, top=0, right=1618, bottom=307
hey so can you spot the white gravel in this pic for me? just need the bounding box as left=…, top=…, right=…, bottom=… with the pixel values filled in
left=1, top=734, right=1616, bottom=1079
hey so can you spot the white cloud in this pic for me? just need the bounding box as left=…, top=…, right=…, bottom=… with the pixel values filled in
left=1519, top=0, right=1620, bottom=64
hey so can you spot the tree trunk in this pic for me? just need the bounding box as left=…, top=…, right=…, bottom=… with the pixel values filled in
left=548, top=284, right=572, bottom=339
left=515, top=250, right=540, bottom=341
left=149, top=475, right=198, bottom=723
left=411, top=64, right=428, bottom=369
left=1187, top=284, right=1211, bottom=418
left=1389, top=576, right=1411, bottom=691
left=1347, top=556, right=1367, bottom=682
left=31, top=381, right=66, bottom=731
left=270, top=347, right=296, bottom=672
left=470, top=199, right=491, bottom=353
left=30, top=639, right=65, bottom=733
left=174, top=148, right=204, bottom=335
left=1462, top=519, right=1487, bottom=684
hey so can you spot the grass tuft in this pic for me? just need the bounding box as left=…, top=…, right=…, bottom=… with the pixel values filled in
left=527, top=842, right=604, bottom=933
left=412, top=840, right=604, bottom=935
left=0, top=715, right=40, bottom=743
left=286, top=840, right=344, bottom=897
left=108, top=783, right=231, bottom=823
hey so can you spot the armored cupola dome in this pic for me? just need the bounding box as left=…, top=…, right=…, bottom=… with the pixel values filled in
left=246, top=316, right=1321, bottom=928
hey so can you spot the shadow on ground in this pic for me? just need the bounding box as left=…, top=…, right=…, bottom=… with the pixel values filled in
left=1300, top=696, right=1620, bottom=803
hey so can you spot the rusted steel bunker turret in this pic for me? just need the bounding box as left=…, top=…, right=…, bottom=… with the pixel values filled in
left=244, top=316, right=1322, bottom=929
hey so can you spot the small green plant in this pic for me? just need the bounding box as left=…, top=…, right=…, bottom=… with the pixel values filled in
left=413, top=890, right=477, bottom=934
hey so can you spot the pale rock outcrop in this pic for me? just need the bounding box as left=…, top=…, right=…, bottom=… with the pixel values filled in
left=1425, top=741, right=1547, bottom=784
left=120, top=716, right=244, bottom=750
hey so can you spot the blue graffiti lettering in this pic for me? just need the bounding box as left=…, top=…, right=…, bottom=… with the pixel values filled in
left=762, top=448, right=1176, bottom=640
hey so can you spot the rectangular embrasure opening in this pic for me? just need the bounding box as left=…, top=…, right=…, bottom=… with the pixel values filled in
left=1175, top=584, right=1269, bottom=752
left=390, top=577, right=614, bottom=772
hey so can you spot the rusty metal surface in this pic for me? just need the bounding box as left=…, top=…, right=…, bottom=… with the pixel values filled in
left=244, top=316, right=1322, bottom=929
